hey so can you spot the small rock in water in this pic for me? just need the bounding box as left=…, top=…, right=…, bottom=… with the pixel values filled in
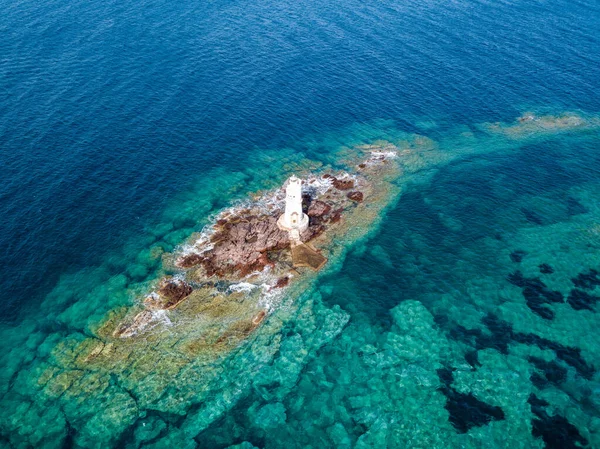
left=158, top=278, right=193, bottom=308
left=519, top=113, right=536, bottom=123
left=307, top=200, right=332, bottom=217
left=329, top=208, right=343, bottom=223
left=539, top=263, right=554, bottom=274
left=252, top=310, right=267, bottom=325
left=177, top=253, right=204, bottom=268
left=346, top=191, right=364, bottom=202
left=275, top=276, right=290, bottom=288
left=332, top=178, right=354, bottom=190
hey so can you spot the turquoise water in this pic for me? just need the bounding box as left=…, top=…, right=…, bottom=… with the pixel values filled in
left=2, top=0, right=600, bottom=447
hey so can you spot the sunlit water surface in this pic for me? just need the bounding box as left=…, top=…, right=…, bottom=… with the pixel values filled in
left=1, top=0, right=600, bottom=447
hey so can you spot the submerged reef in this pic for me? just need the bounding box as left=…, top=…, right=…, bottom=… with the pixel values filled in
left=2, top=112, right=600, bottom=448
left=482, top=111, right=600, bottom=138
left=507, top=270, right=564, bottom=320
left=572, top=269, right=600, bottom=290
left=437, top=367, right=506, bottom=433
left=528, top=394, right=589, bottom=449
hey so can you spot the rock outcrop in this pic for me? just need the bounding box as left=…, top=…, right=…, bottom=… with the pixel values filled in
left=178, top=215, right=290, bottom=277
left=158, top=278, right=193, bottom=308
left=113, top=310, right=154, bottom=338
left=275, top=276, right=290, bottom=288
left=176, top=194, right=337, bottom=278
left=347, top=191, right=364, bottom=202
left=322, top=174, right=355, bottom=190
left=307, top=200, right=331, bottom=218
left=115, top=157, right=392, bottom=339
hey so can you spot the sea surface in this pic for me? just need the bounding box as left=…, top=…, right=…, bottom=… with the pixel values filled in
left=1, top=0, right=600, bottom=447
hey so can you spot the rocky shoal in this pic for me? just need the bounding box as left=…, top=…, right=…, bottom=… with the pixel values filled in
left=110, top=151, right=395, bottom=341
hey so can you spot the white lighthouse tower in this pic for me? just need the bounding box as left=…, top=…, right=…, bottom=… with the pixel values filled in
left=277, top=175, right=309, bottom=239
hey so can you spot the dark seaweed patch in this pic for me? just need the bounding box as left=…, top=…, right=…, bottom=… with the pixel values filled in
left=464, top=350, right=480, bottom=369
left=528, top=356, right=567, bottom=386
left=528, top=394, right=588, bottom=449
left=433, top=313, right=449, bottom=328
left=449, top=322, right=509, bottom=355
left=510, top=250, right=527, bottom=263
left=522, top=288, right=555, bottom=319
left=527, top=393, right=549, bottom=409
left=521, top=207, right=545, bottom=225
left=530, top=372, right=549, bottom=389
left=539, top=263, right=554, bottom=274
left=444, top=314, right=595, bottom=380
left=567, top=197, right=588, bottom=217
left=437, top=367, right=455, bottom=386
left=508, top=271, right=563, bottom=320
left=567, top=289, right=599, bottom=311
left=571, top=269, right=600, bottom=290
left=437, top=368, right=505, bottom=433
left=513, top=332, right=594, bottom=380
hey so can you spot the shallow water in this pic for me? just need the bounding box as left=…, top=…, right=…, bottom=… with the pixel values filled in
left=1, top=0, right=600, bottom=447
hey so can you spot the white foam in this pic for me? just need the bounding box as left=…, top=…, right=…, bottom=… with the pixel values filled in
left=228, top=282, right=259, bottom=294
left=179, top=233, right=214, bottom=258
left=303, top=175, right=333, bottom=196
left=171, top=273, right=187, bottom=283
left=370, top=150, right=398, bottom=160
left=257, top=284, right=283, bottom=312
left=152, top=309, right=172, bottom=327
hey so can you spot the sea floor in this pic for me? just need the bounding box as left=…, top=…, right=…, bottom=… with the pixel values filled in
left=1, top=112, right=600, bottom=448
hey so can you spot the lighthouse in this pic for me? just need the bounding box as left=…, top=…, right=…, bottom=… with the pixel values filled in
left=277, top=175, right=309, bottom=237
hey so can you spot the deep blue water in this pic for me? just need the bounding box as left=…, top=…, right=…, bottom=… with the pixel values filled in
left=2, top=0, right=599, bottom=320
left=1, top=0, right=600, bottom=447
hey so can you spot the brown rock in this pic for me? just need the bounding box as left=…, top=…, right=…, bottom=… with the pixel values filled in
left=252, top=310, right=267, bottom=325
left=177, top=253, right=204, bottom=268
left=235, top=251, right=273, bottom=277
left=176, top=210, right=292, bottom=278
left=329, top=208, right=343, bottom=224
left=275, top=276, right=290, bottom=288
left=199, top=214, right=290, bottom=277
left=302, top=224, right=325, bottom=241
left=143, top=294, right=163, bottom=310
left=158, top=278, right=193, bottom=308
left=332, top=178, right=354, bottom=190
left=347, top=191, right=364, bottom=202
left=307, top=200, right=332, bottom=217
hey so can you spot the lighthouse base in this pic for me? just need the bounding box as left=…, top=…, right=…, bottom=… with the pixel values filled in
left=291, top=243, right=328, bottom=271
left=277, top=213, right=309, bottom=235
